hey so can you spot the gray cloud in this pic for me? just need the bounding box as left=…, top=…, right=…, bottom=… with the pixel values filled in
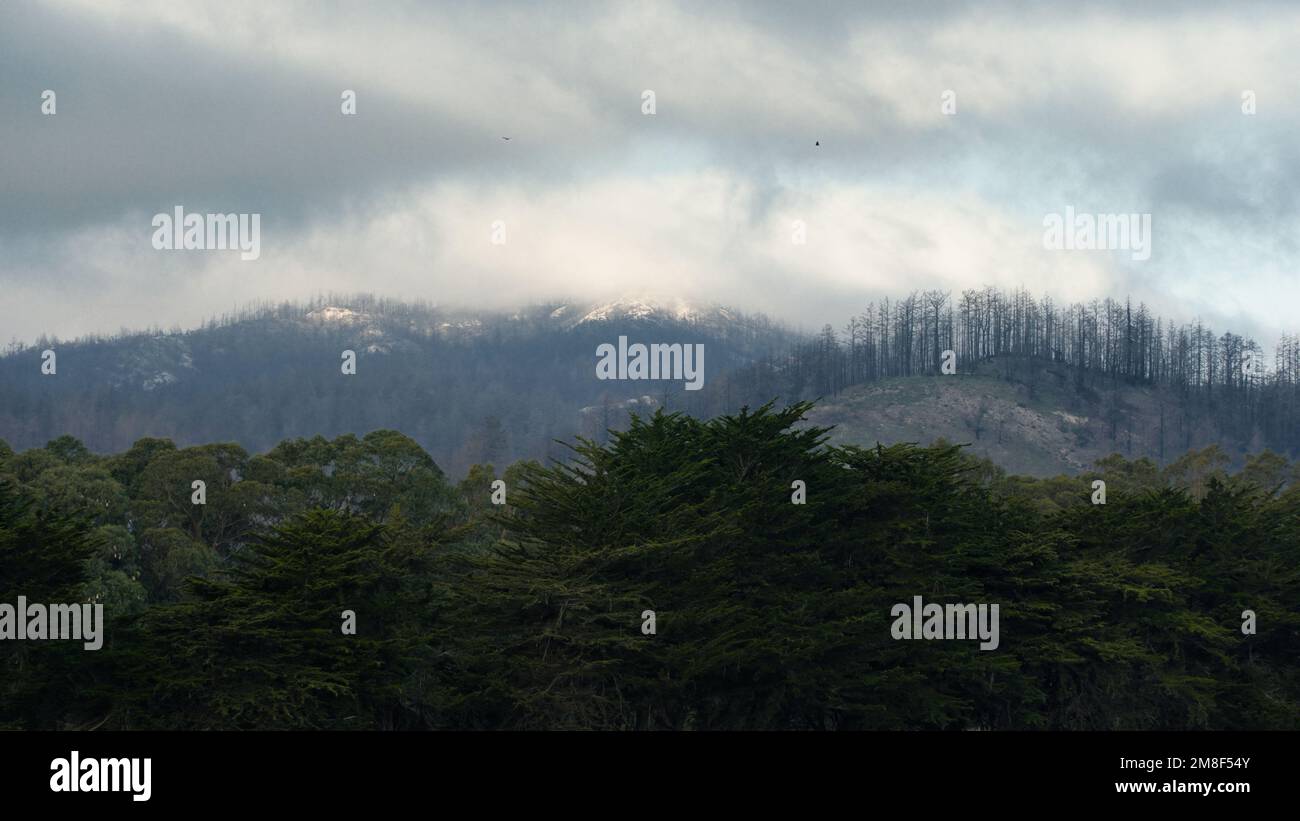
left=2, top=0, right=1298, bottom=351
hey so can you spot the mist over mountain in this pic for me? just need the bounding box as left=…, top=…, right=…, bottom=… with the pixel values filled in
left=3, top=286, right=1299, bottom=479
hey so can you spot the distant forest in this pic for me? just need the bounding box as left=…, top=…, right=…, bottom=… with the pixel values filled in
left=2, top=288, right=1299, bottom=476
left=0, top=295, right=794, bottom=474
left=2, top=403, right=1298, bottom=730
left=701, top=288, right=1300, bottom=459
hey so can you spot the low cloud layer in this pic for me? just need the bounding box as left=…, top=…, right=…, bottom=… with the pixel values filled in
left=3, top=0, right=1297, bottom=346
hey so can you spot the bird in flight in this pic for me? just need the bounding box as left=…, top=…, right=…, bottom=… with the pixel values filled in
left=502, top=136, right=511, bottom=141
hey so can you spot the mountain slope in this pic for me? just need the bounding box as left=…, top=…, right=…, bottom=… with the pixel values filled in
left=4, top=292, right=1297, bottom=479
left=804, top=358, right=1253, bottom=477
left=0, top=296, right=796, bottom=476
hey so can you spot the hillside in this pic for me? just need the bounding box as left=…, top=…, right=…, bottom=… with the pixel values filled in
left=0, top=296, right=796, bottom=476
left=804, top=358, right=1226, bottom=477
left=5, top=287, right=1300, bottom=479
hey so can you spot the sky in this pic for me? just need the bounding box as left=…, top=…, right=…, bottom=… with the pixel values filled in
left=2, top=0, right=1298, bottom=347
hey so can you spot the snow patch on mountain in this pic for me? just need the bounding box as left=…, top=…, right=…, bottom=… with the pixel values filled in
left=578, top=300, right=659, bottom=324
left=572, top=298, right=740, bottom=327
left=306, top=306, right=364, bottom=323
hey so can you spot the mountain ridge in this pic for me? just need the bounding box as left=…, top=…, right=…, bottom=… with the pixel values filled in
left=4, top=289, right=1299, bottom=478
left=0, top=295, right=795, bottom=475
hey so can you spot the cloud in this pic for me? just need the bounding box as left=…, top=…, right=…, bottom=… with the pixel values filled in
left=2, top=0, right=1297, bottom=350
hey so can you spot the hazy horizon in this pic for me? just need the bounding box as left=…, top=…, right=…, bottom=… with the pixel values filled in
left=1, top=288, right=1286, bottom=360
